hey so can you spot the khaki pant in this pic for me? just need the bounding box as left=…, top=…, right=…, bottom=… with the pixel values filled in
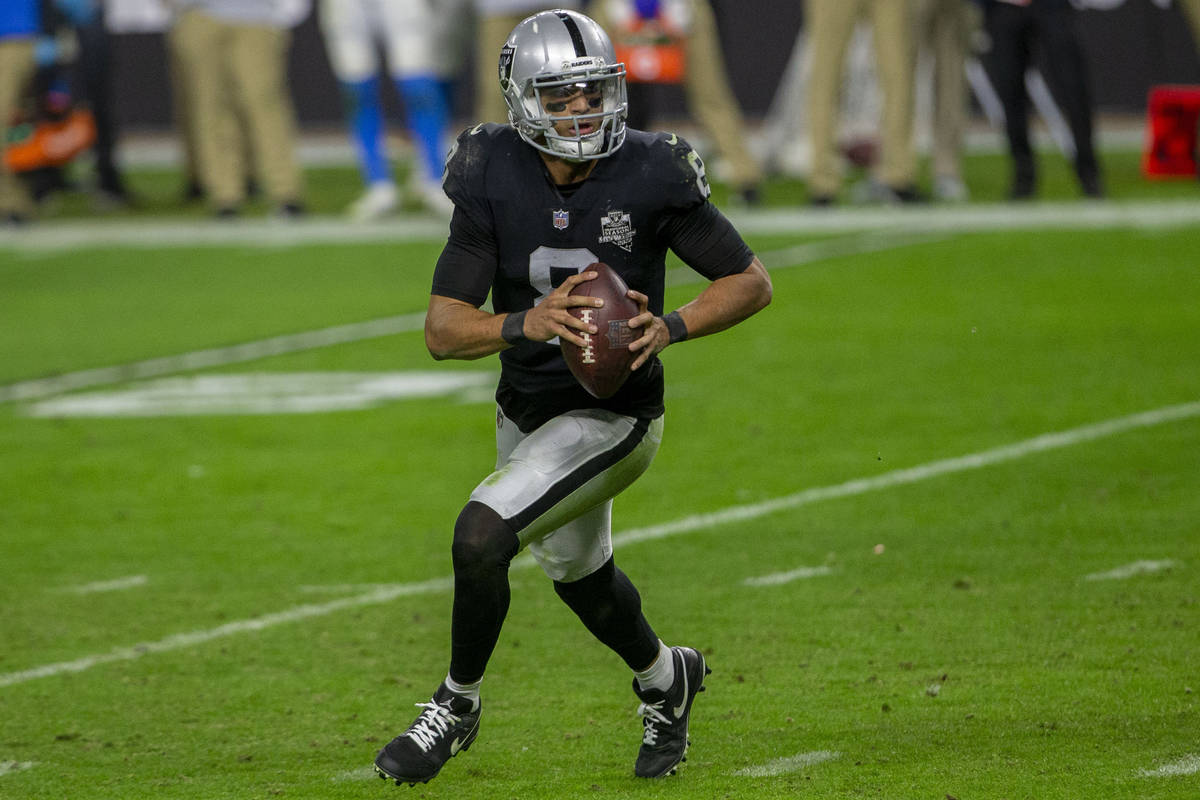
left=171, top=10, right=303, bottom=208
left=475, top=13, right=524, bottom=125
left=1181, top=0, right=1200, bottom=47
left=805, top=0, right=915, bottom=196
left=0, top=39, right=36, bottom=217
left=913, top=0, right=978, bottom=180
left=593, top=0, right=761, bottom=187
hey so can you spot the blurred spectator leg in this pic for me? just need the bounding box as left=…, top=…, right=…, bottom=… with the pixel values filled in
left=1034, top=2, right=1101, bottom=197
left=227, top=20, right=305, bottom=214
left=982, top=1, right=1035, bottom=199
left=870, top=0, right=917, bottom=199
left=167, top=12, right=204, bottom=201
left=1180, top=0, right=1200, bottom=55
left=0, top=38, right=37, bottom=222
left=173, top=9, right=245, bottom=214
left=74, top=4, right=130, bottom=204
left=474, top=12, right=522, bottom=124
left=917, top=0, right=973, bottom=202
left=682, top=0, right=763, bottom=203
left=805, top=0, right=862, bottom=204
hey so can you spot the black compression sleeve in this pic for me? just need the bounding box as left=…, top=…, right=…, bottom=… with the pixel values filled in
left=658, top=201, right=755, bottom=280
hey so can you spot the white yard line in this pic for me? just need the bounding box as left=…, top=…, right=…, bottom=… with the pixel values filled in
left=1084, top=560, right=1182, bottom=581
left=0, top=314, right=426, bottom=404
left=0, top=577, right=451, bottom=689
left=3, top=201, right=1199, bottom=255
left=732, top=750, right=841, bottom=777
left=1138, top=754, right=1200, bottom=777
left=0, top=235, right=910, bottom=406
left=57, top=575, right=148, bottom=595
left=2, top=399, right=1197, bottom=690
left=743, top=566, right=834, bottom=586
left=611, top=401, right=1200, bottom=549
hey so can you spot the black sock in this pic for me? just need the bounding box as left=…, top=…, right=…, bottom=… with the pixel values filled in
left=449, top=501, right=520, bottom=684
left=553, top=557, right=660, bottom=671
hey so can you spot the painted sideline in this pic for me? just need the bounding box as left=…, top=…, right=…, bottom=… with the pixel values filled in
left=2, top=399, right=1197, bottom=690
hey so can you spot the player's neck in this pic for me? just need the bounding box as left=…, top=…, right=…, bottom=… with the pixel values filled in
left=540, top=152, right=597, bottom=186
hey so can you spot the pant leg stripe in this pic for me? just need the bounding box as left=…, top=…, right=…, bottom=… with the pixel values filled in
left=505, top=417, right=651, bottom=533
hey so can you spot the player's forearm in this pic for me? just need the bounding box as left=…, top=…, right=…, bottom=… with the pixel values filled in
left=425, top=298, right=509, bottom=361
left=673, top=258, right=772, bottom=340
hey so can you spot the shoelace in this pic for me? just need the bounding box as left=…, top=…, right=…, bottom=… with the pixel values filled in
left=404, top=701, right=461, bottom=753
left=637, top=700, right=671, bottom=745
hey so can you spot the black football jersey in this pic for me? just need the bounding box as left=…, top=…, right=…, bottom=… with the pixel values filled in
left=432, top=124, right=754, bottom=433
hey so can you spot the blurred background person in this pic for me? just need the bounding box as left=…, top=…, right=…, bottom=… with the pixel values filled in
left=593, top=0, right=764, bottom=204
left=979, top=0, right=1102, bottom=199
left=1, top=0, right=41, bottom=224
left=55, top=0, right=134, bottom=206
left=912, top=0, right=980, bottom=202
left=804, top=0, right=919, bottom=205
left=319, top=0, right=467, bottom=219
left=473, top=0, right=581, bottom=125
left=169, top=0, right=308, bottom=217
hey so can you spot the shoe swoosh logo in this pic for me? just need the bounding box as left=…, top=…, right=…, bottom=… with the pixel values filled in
left=449, top=737, right=463, bottom=755
left=673, top=664, right=688, bottom=718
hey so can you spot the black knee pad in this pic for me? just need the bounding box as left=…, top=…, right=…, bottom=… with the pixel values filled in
left=452, top=501, right=519, bottom=577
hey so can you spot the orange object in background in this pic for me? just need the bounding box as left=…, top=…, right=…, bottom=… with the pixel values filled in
left=4, top=108, right=97, bottom=173
left=1142, top=85, right=1200, bottom=179
left=615, top=40, right=686, bottom=84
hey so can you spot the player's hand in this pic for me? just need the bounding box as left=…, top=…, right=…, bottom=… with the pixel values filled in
left=522, top=270, right=602, bottom=347
left=625, top=289, right=671, bottom=371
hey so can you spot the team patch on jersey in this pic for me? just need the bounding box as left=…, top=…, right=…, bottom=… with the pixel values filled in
left=598, top=210, right=636, bottom=252
left=553, top=209, right=570, bottom=230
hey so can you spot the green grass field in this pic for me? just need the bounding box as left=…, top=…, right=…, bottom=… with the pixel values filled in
left=2, top=146, right=1199, bottom=799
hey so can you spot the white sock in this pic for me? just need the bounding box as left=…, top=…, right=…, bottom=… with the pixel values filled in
left=444, top=674, right=482, bottom=708
left=634, top=641, right=675, bottom=693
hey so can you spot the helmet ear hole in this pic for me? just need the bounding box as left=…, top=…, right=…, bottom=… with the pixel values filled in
left=499, top=10, right=628, bottom=161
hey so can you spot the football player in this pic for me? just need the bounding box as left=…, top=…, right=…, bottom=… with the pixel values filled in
left=373, top=8, right=771, bottom=785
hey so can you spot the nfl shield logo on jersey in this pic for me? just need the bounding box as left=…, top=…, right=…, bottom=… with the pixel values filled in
left=552, top=209, right=569, bottom=230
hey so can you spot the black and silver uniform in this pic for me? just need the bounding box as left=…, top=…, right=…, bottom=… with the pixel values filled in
left=432, top=124, right=755, bottom=433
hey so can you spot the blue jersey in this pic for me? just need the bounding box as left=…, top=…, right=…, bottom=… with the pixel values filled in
left=0, top=0, right=39, bottom=39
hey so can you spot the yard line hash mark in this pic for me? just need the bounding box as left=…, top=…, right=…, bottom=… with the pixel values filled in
left=57, top=575, right=148, bottom=595
left=0, top=761, right=35, bottom=777
left=733, top=750, right=841, bottom=777
left=2, top=400, right=1198, bottom=689
left=1084, top=560, right=1182, bottom=581
left=1138, top=754, right=1200, bottom=777
left=743, top=566, right=834, bottom=586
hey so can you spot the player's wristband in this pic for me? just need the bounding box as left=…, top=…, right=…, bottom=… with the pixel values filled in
left=663, top=310, right=688, bottom=344
left=501, top=310, right=529, bottom=345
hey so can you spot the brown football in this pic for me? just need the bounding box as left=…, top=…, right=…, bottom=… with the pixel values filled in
left=561, top=262, right=640, bottom=399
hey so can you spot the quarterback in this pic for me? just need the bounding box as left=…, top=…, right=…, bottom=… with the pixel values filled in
left=374, top=8, right=771, bottom=785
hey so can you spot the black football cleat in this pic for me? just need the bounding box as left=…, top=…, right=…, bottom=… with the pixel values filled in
left=632, top=646, right=711, bottom=778
left=374, top=683, right=480, bottom=786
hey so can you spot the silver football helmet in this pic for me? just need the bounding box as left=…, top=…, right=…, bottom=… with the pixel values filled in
left=499, top=9, right=628, bottom=161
